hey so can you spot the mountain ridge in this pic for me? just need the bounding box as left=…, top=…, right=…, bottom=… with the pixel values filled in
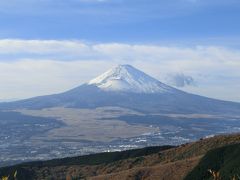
left=0, top=64, right=240, bottom=115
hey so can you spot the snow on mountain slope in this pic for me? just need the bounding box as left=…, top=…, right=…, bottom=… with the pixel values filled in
left=88, top=64, right=174, bottom=93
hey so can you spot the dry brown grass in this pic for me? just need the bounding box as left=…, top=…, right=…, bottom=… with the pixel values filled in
left=90, top=156, right=200, bottom=180
left=6, top=133, right=240, bottom=180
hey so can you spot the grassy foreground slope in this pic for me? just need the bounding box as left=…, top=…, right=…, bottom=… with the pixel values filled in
left=1, top=133, right=240, bottom=180
left=185, top=143, right=240, bottom=180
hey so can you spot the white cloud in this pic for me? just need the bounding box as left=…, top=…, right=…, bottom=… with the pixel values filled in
left=0, top=39, right=239, bottom=102
left=165, top=73, right=196, bottom=87
left=0, top=39, right=90, bottom=54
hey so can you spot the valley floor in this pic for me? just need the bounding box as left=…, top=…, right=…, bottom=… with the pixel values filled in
left=1, top=106, right=240, bottom=168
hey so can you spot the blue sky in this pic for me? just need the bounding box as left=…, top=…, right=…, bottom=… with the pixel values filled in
left=0, top=0, right=240, bottom=102
left=0, top=0, right=240, bottom=43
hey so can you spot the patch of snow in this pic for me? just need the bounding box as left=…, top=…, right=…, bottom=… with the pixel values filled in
left=88, top=64, right=174, bottom=93
left=205, top=134, right=215, bottom=138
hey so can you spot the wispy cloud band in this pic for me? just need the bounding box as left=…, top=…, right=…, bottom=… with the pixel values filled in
left=0, top=39, right=239, bottom=102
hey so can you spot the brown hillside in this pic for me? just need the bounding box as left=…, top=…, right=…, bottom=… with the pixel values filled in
left=2, top=133, right=240, bottom=180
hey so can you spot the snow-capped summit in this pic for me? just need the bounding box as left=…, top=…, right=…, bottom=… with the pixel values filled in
left=88, top=64, right=174, bottom=93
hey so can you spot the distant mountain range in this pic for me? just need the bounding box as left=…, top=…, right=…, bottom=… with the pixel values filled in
left=1, top=64, right=240, bottom=115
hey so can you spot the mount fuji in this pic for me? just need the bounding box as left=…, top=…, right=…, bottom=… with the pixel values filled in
left=1, top=64, right=240, bottom=167
left=1, top=64, right=240, bottom=115
left=88, top=64, right=174, bottom=94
